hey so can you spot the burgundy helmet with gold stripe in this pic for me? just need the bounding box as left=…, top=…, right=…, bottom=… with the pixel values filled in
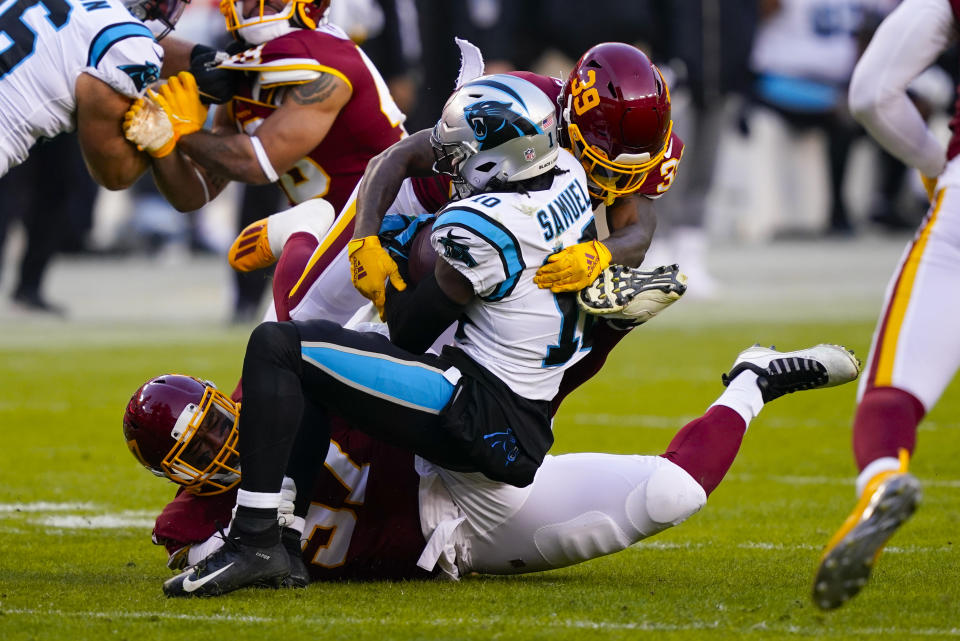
left=123, top=374, right=240, bottom=496
left=559, top=42, right=673, bottom=204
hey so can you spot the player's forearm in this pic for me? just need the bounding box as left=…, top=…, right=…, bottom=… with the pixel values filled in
left=355, top=130, right=436, bottom=238
left=601, top=195, right=656, bottom=267
left=83, top=142, right=150, bottom=190
left=848, top=0, right=953, bottom=177
left=150, top=151, right=218, bottom=212
left=178, top=131, right=272, bottom=184
left=159, top=36, right=196, bottom=77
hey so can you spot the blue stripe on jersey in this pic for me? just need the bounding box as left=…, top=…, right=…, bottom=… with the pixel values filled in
left=87, top=22, right=154, bottom=67
left=300, top=343, right=454, bottom=414
left=434, top=206, right=525, bottom=301
left=378, top=213, right=410, bottom=234
left=395, top=213, right=436, bottom=247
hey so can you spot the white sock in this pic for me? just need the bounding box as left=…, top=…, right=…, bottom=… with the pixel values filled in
left=710, top=370, right=763, bottom=428
left=855, top=457, right=901, bottom=498
left=236, top=489, right=282, bottom=510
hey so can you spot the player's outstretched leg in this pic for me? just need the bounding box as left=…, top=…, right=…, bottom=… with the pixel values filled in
left=721, top=343, right=861, bottom=401
left=812, top=449, right=921, bottom=610
left=163, top=517, right=290, bottom=597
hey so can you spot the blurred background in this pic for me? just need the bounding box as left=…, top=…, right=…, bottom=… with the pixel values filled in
left=1, top=0, right=955, bottom=324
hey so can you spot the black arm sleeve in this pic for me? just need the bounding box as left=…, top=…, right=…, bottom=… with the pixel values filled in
left=385, top=272, right=466, bottom=354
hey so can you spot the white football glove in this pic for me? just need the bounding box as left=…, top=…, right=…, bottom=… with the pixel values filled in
left=578, top=263, right=688, bottom=325
left=123, top=96, right=175, bottom=157
left=278, top=476, right=297, bottom=528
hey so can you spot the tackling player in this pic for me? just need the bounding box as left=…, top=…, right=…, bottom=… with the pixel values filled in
left=348, top=42, right=682, bottom=317
left=0, top=0, right=191, bottom=188
left=812, top=0, right=960, bottom=610
left=122, top=0, right=406, bottom=265
left=233, top=43, right=683, bottom=364
left=124, top=344, right=863, bottom=584
left=145, top=73, right=862, bottom=597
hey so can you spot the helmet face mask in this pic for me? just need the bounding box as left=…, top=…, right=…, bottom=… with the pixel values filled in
left=430, top=133, right=475, bottom=199
left=124, top=0, right=190, bottom=39
left=431, top=74, right=560, bottom=198
left=123, top=375, right=241, bottom=496
left=559, top=42, right=674, bottom=204
left=220, top=0, right=330, bottom=44
left=566, top=116, right=673, bottom=200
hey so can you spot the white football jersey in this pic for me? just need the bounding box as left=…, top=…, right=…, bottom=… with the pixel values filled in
left=430, top=149, right=595, bottom=401
left=0, top=0, right=163, bottom=176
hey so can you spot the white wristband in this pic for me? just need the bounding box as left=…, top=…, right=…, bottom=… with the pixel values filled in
left=191, top=163, right=210, bottom=206
left=249, top=135, right=279, bottom=182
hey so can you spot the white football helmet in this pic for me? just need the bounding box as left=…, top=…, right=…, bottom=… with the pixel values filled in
left=431, top=74, right=560, bottom=199
left=219, top=0, right=331, bottom=45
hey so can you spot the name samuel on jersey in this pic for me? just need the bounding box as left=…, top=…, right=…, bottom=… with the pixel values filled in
left=536, top=180, right=591, bottom=241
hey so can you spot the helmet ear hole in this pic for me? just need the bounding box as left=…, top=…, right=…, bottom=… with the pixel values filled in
left=474, top=161, right=496, bottom=172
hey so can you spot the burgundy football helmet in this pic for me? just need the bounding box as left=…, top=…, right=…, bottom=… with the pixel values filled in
left=123, top=374, right=240, bottom=496
left=559, top=42, right=673, bottom=204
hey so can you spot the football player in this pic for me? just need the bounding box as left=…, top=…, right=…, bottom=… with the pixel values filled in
left=812, top=0, right=960, bottom=610
left=0, top=0, right=192, bottom=188
left=122, top=0, right=407, bottom=268
left=149, top=73, right=862, bottom=597
left=349, top=42, right=681, bottom=313
left=232, top=43, right=683, bottom=363
left=124, top=344, right=862, bottom=584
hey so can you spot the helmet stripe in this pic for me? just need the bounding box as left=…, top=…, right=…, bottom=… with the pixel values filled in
left=463, top=78, right=528, bottom=110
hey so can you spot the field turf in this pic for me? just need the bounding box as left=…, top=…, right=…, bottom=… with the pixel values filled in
left=1, top=313, right=958, bottom=640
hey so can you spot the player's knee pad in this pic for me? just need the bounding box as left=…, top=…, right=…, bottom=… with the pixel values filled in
left=640, top=461, right=707, bottom=526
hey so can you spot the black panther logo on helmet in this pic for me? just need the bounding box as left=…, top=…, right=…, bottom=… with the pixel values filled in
left=463, top=100, right=540, bottom=151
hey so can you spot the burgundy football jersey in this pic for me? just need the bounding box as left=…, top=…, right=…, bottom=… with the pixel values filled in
left=508, top=71, right=684, bottom=199
left=947, top=2, right=960, bottom=161
left=152, top=421, right=429, bottom=581
left=226, top=28, right=406, bottom=213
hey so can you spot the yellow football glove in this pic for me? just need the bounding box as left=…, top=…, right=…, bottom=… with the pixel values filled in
left=123, top=96, right=176, bottom=158
left=148, top=71, right=208, bottom=141
left=920, top=172, right=939, bottom=202
left=533, top=240, right=612, bottom=293
left=348, top=235, right=407, bottom=320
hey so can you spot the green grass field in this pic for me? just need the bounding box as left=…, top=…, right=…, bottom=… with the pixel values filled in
left=1, top=315, right=958, bottom=640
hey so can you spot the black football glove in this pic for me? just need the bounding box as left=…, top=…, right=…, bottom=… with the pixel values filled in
left=189, top=44, right=244, bottom=105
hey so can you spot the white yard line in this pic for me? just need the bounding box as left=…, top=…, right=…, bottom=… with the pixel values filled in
left=37, top=513, right=156, bottom=529
left=0, top=502, right=98, bottom=512
left=1, top=608, right=958, bottom=636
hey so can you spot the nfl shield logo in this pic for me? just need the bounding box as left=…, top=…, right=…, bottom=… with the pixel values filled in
left=524, top=147, right=536, bottom=161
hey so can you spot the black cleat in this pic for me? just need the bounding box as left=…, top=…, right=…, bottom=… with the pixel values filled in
left=721, top=344, right=861, bottom=402
left=280, top=526, right=310, bottom=589
left=163, top=533, right=289, bottom=597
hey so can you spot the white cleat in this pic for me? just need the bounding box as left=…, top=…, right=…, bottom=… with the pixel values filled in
left=721, top=344, right=861, bottom=402
left=577, top=263, right=687, bottom=326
